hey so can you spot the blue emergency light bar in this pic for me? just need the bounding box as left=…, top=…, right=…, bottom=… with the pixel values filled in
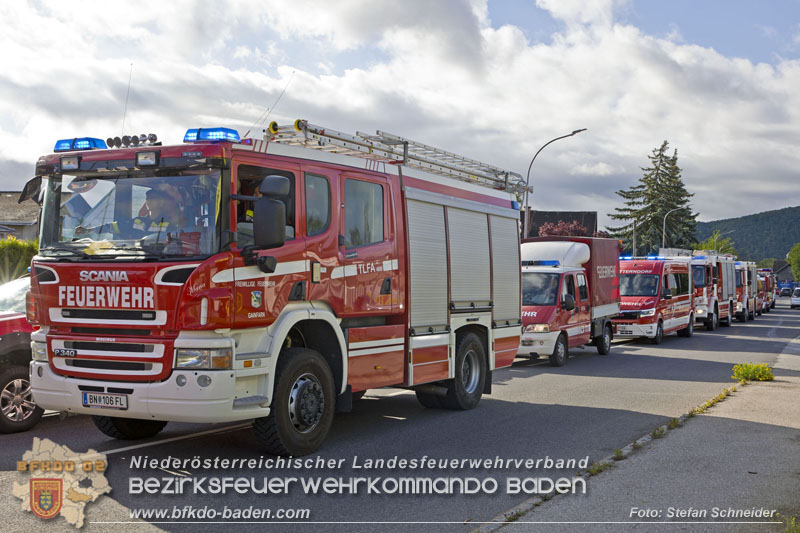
left=184, top=127, right=241, bottom=143
left=693, top=255, right=707, bottom=260
left=646, top=255, right=665, bottom=260
left=54, top=137, right=107, bottom=152
left=619, top=256, right=633, bottom=260
left=511, top=200, right=521, bottom=210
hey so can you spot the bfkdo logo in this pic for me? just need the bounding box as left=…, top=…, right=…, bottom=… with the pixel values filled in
left=30, top=479, right=63, bottom=519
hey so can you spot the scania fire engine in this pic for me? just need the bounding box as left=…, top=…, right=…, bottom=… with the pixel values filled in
left=23, top=121, right=524, bottom=456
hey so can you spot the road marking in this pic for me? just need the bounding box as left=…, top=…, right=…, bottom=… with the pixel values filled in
left=93, top=423, right=251, bottom=458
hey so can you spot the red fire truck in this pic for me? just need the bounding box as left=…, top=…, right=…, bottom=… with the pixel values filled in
left=758, top=268, right=775, bottom=312
left=22, top=121, right=524, bottom=456
left=735, top=261, right=758, bottom=321
left=519, top=237, right=620, bottom=366
left=613, top=257, right=694, bottom=343
left=690, top=252, right=737, bottom=330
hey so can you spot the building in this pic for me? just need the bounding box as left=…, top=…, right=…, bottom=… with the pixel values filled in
left=774, top=260, right=794, bottom=282
left=0, top=191, right=39, bottom=240
left=521, top=209, right=598, bottom=238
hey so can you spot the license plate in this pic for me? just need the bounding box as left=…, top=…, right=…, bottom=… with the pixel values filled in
left=617, top=326, right=634, bottom=335
left=82, top=392, right=128, bottom=410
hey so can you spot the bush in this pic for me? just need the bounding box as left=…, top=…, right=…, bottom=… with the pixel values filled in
left=0, top=237, right=37, bottom=284
left=731, top=363, right=774, bottom=382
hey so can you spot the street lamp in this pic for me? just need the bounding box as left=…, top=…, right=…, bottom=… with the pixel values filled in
left=522, top=128, right=587, bottom=239
left=712, top=230, right=735, bottom=252
left=662, top=207, right=685, bottom=249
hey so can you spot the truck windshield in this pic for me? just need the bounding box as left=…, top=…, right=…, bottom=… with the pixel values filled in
left=38, top=171, right=222, bottom=259
left=619, top=274, right=660, bottom=297
left=522, top=272, right=561, bottom=306
left=691, top=265, right=706, bottom=288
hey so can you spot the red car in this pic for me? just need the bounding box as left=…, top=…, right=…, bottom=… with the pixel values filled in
left=0, top=275, right=43, bottom=433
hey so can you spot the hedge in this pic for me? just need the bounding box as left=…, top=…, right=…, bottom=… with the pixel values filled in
left=0, top=237, right=37, bottom=284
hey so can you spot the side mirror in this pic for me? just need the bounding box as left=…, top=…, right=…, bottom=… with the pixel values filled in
left=662, top=288, right=672, bottom=300
left=253, top=176, right=290, bottom=250
left=19, top=176, right=42, bottom=205
left=713, top=277, right=719, bottom=284
left=562, top=294, right=576, bottom=311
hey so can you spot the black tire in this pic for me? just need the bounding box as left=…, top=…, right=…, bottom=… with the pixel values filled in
left=596, top=324, right=612, bottom=355
left=650, top=321, right=664, bottom=345
left=678, top=314, right=694, bottom=337
left=705, top=310, right=717, bottom=331
left=549, top=334, right=568, bottom=366
left=91, top=416, right=167, bottom=440
left=739, top=308, right=748, bottom=322
left=415, top=391, right=444, bottom=409
left=441, top=332, right=487, bottom=410
left=0, top=366, right=44, bottom=434
left=252, top=347, right=335, bottom=457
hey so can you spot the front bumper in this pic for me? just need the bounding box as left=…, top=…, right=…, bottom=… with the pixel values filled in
left=613, top=322, right=656, bottom=338
left=519, top=331, right=560, bottom=355
left=30, top=362, right=270, bottom=423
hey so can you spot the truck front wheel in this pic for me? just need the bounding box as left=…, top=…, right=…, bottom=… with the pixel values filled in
left=441, top=332, right=487, bottom=410
left=650, top=321, right=664, bottom=345
left=0, top=366, right=43, bottom=434
left=549, top=334, right=568, bottom=366
left=91, top=416, right=167, bottom=440
left=253, top=348, right=335, bottom=457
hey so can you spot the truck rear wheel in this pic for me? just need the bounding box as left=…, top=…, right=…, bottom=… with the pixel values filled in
left=596, top=324, right=612, bottom=355
left=441, top=332, right=486, bottom=410
left=91, top=416, right=167, bottom=440
left=0, top=366, right=43, bottom=434
left=705, top=311, right=717, bottom=331
left=252, top=348, right=335, bottom=457
left=549, top=334, right=568, bottom=366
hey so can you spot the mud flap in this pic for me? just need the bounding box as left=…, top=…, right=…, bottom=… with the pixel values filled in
left=335, top=385, right=353, bottom=413
left=483, top=370, right=492, bottom=395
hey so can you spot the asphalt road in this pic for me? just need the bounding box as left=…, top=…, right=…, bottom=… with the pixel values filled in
left=3, top=299, right=796, bottom=531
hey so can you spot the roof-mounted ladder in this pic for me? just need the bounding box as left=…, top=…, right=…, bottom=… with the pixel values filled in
left=261, top=119, right=527, bottom=193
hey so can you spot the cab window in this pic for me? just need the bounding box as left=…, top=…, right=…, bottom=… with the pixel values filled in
left=563, top=274, right=576, bottom=300
left=675, top=272, right=690, bottom=295
left=344, top=179, right=383, bottom=248
left=576, top=273, right=589, bottom=301
left=305, top=173, right=330, bottom=236
left=236, top=165, right=295, bottom=247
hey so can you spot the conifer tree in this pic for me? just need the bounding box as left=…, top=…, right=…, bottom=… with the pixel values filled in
left=607, top=141, right=697, bottom=254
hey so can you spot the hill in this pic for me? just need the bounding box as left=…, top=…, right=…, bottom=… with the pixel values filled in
left=696, top=206, right=800, bottom=261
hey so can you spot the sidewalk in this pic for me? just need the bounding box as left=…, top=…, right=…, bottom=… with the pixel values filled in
left=495, top=339, right=800, bottom=531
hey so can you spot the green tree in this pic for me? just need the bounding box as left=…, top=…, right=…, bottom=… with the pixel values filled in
left=756, top=258, right=776, bottom=269
left=0, top=237, right=37, bottom=283
left=607, top=141, right=696, bottom=254
left=694, top=230, right=737, bottom=255
left=788, top=243, right=800, bottom=281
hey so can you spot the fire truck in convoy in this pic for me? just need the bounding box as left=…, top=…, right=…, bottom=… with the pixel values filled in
left=758, top=268, right=776, bottom=310
left=518, top=237, right=620, bottom=366
left=21, top=121, right=524, bottom=456
left=612, top=257, right=694, bottom=343
left=735, top=261, right=759, bottom=322
left=689, top=252, right=737, bottom=330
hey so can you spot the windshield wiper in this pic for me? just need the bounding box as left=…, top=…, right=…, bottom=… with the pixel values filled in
left=40, top=245, right=91, bottom=259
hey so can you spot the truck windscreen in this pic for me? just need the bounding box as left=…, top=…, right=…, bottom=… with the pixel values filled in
left=522, top=272, right=560, bottom=306
left=38, top=171, right=222, bottom=259
left=691, top=265, right=706, bottom=288
left=619, top=274, right=660, bottom=297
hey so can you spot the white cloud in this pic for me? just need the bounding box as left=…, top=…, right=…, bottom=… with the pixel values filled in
left=0, top=0, right=799, bottom=231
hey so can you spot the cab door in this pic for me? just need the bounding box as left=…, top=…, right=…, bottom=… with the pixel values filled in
left=338, top=172, right=398, bottom=317
left=561, top=273, right=583, bottom=347
left=573, top=273, right=592, bottom=345
left=660, top=271, right=674, bottom=325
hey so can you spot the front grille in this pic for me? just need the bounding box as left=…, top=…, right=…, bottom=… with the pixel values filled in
left=62, top=309, right=157, bottom=321
left=67, top=360, right=152, bottom=371
left=64, top=341, right=154, bottom=353
left=618, top=311, right=640, bottom=320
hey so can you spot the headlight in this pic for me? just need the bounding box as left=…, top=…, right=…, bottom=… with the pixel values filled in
left=640, top=308, right=656, bottom=317
left=525, top=324, right=550, bottom=333
left=175, top=348, right=232, bottom=370
left=736, top=302, right=743, bottom=311
left=31, top=341, right=48, bottom=362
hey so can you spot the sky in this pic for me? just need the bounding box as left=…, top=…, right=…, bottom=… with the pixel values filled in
left=1, top=0, right=799, bottom=228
